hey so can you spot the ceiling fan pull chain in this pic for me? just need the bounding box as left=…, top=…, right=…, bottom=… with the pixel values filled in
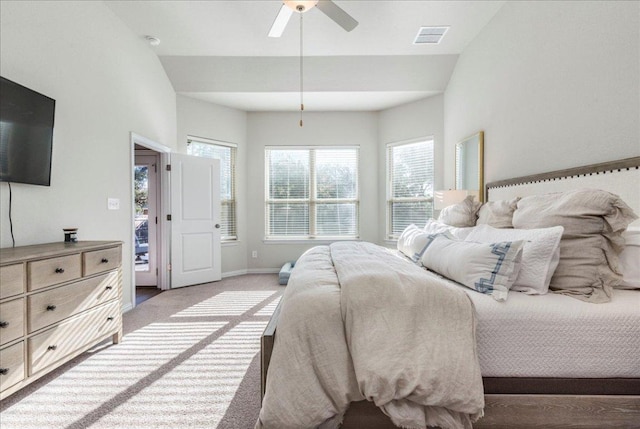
left=300, top=12, right=304, bottom=127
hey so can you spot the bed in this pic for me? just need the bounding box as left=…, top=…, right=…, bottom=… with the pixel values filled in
left=258, top=157, right=640, bottom=429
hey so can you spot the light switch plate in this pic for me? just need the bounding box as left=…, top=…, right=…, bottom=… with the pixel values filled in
left=107, top=198, right=120, bottom=210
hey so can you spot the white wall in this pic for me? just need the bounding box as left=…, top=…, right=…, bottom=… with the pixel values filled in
left=444, top=1, right=640, bottom=189
left=176, top=95, right=248, bottom=275
left=246, top=111, right=378, bottom=270
left=377, top=95, right=445, bottom=242
left=0, top=1, right=177, bottom=310
left=178, top=99, right=441, bottom=272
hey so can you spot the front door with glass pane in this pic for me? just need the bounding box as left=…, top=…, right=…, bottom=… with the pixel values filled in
left=134, top=155, right=158, bottom=286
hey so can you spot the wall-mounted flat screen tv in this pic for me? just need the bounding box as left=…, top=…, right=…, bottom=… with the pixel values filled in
left=0, top=76, right=55, bottom=186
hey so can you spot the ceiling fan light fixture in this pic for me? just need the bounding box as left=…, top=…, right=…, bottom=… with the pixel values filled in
left=284, top=0, right=319, bottom=13
left=269, top=0, right=358, bottom=37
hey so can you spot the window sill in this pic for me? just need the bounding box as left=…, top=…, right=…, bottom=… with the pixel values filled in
left=263, top=238, right=361, bottom=245
left=222, top=240, right=240, bottom=247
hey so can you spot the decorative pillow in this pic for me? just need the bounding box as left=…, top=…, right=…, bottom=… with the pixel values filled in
left=437, top=195, right=482, bottom=227
left=424, top=218, right=475, bottom=240
left=396, top=224, right=432, bottom=263
left=476, top=197, right=521, bottom=228
left=465, top=224, right=563, bottom=294
left=619, top=227, right=640, bottom=289
left=421, top=234, right=524, bottom=302
left=512, top=189, right=638, bottom=303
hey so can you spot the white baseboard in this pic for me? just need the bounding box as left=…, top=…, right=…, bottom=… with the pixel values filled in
left=221, top=268, right=280, bottom=278
left=248, top=268, right=280, bottom=274
left=221, top=269, right=248, bottom=278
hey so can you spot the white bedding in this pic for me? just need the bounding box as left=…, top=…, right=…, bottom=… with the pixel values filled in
left=258, top=242, right=484, bottom=429
left=463, top=287, right=640, bottom=378
left=259, top=239, right=640, bottom=429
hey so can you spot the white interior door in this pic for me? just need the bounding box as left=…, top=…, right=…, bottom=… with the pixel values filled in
left=170, top=153, right=221, bottom=288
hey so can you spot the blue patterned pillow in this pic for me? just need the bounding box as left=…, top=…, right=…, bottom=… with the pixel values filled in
left=421, top=234, right=524, bottom=301
left=397, top=224, right=434, bottom=263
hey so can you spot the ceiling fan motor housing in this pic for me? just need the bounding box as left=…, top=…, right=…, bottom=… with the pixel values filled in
left=284, top=0, right=319, bottom=13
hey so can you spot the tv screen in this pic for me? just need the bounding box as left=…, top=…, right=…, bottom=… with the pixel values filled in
left=0, top=76, right=55, bottom=186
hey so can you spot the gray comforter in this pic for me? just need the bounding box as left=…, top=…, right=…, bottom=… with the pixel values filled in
left=256, top=242, right=484, bottom=429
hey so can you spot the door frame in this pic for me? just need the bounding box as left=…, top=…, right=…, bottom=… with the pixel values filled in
left=130, top=133, right=172, bottom=309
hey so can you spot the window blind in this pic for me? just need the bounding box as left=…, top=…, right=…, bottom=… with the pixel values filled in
left=265, top=147, right=359, bottom=239
left=187, top=138, right=237, bottom=240
left=387, top=139, right=434, bottom=239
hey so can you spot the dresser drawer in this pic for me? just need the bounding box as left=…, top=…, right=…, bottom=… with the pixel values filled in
left=28, top=271, right=120, bottom=333
left=28, top=301, right=120, bottom=375
left=28, top=254, right=82, bottom=291
left=0, top=298, right=24, bottom=346
left=83, top=247, right=122, bottom=277
left=0, top=341, right=25, bottom=393
left=0, top=263, right=25, bottom=299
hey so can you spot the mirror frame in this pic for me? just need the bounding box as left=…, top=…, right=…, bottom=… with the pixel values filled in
left=455, top=131, right=484, bottom=203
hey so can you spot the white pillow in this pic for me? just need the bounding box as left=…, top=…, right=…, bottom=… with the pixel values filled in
left=465, top=224, right=564, bottom=295
left=619, top=226, right=640, bottom=289
left=437, top=195, right=481, bottom=227
left=424, top=219, right=475, bottom=240
left=476, top=197, right=521, bottom=228
left=421, top=234, right=524, bottom=302
left=396, top=224, right=432, bottom=263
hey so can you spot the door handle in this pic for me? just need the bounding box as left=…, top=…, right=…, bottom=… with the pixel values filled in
left=215, top=224, right=220, bottom=229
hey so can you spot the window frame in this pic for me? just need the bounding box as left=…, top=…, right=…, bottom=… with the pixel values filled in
left=186, top=136, right=238, bottom=242
left=264, top=146, right=360, bottom=241
left=386, top=137, right=435, bottom=240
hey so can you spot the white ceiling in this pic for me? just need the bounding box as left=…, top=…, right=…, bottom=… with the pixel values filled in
left=105, top=0, right=505, bottom=111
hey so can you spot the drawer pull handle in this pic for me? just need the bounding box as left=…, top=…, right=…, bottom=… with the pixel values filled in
left=46, top=305, right=57, bottom=311
left=107, top=316, right=114, bottom=321
left=0, top=368, right=8, bottom=375
left=101, top=258, right=109, bottom=263
left=48, top=345, right=58, bottom=351
left=105, top=286, right=113, bottom=290
left=55, top=268, right=65, bottom=274
left=0, top=321, right=8, bottom=328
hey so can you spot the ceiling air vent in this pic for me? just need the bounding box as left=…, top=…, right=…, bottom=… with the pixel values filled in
left=414, top=26, right=449, bottom=44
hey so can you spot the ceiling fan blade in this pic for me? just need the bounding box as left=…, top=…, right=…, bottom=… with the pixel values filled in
left=268, top=4, right=294, bottom=38
left=316, top=0, right=358, bottom=32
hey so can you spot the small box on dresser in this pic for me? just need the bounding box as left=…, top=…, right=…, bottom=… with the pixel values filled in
left=0, top=241, right=123, bottom=400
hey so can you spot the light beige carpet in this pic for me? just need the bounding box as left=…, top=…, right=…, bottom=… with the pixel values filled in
left=0, top=274, right=284, bottom=429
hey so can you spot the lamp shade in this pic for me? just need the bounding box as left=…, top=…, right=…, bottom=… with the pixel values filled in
left=434, top=190, right=474, bottom=210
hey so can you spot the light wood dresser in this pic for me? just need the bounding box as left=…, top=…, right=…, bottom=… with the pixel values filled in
left=0, top=241, right=123, bottom=400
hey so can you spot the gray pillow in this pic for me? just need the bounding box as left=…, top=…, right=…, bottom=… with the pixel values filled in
left=477, top=197, right=521, bottom=228
left=437, top=195, right=481, bottom=227
left=512, top=189, right=638, bottom=303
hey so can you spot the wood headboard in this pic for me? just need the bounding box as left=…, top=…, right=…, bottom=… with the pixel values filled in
left=485, top=157, right=640, bottom=225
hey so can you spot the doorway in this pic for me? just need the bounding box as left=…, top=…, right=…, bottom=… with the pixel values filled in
left=134, top=152, right=159, bottom=283
left=130, top=132, right=171, bottom=308
left=134, top=149, right=160, bottom=304
left=129, top=133, right=222, bottom=308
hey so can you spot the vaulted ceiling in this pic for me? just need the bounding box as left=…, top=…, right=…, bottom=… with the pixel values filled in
left=106, top=1, right=505, bottom=111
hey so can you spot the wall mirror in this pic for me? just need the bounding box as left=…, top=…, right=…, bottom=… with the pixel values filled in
left=455, top=131, right=484, bottom=202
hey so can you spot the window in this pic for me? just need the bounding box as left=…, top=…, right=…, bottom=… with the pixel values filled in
left=387, top=139, right=434, bottom=239
left=265, top=147, right=359, bottom=239
left=187, top=137, right=237, bottom=241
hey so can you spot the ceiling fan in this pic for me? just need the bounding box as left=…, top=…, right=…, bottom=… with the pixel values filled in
left=268, top=0, right=358, bottom=38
